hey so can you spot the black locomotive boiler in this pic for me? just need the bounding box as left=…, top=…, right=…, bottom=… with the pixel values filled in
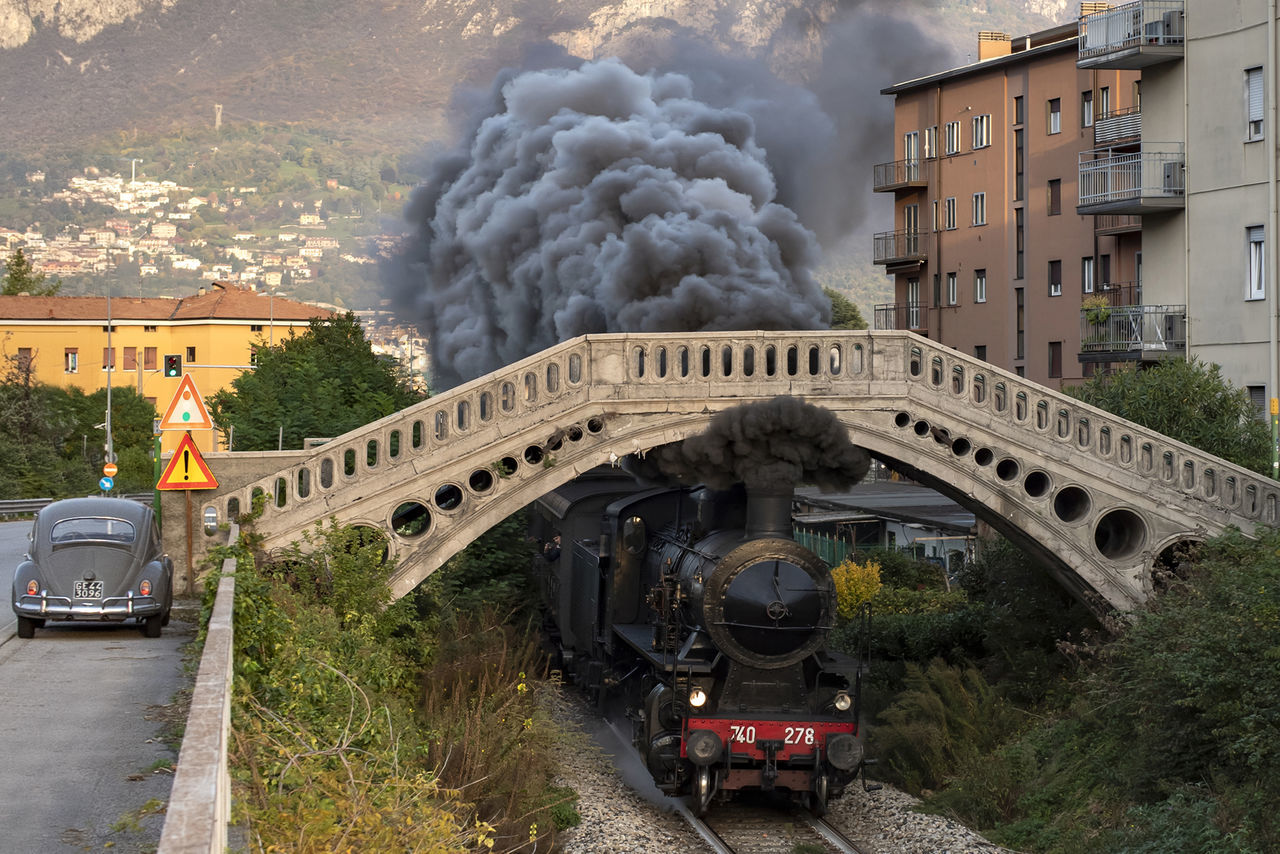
left=532, top=469, right=868, bottom=815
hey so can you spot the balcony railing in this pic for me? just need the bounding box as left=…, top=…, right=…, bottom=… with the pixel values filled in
left=1094, top=214, right=1142, bottom=235
left=1093, top=281, right=1142, bottom=306
left=873, top=229, right=927, bottom=265
left=873, top=158, right=930, bottom=192
left=874, top=302, right=926, bottom=332
left=1095, top=105, right=1141, bottom=146
left=1078, top=0, right=1184, bottom=69
left=1078, top=146, right=1184, bottom=214
left=1080, top=303, right=1186, bottom=357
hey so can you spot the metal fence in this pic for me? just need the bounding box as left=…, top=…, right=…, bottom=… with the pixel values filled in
left=0, top=494, right=153, bottom=518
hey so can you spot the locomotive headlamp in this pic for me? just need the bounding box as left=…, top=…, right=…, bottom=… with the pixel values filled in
left=833, top=690, right=852, bottom=712
left=688, top=686, right=708, bottom=708
left=826, top=733, right=864, bottom=771
left=685, top=729, right=723, bottom=766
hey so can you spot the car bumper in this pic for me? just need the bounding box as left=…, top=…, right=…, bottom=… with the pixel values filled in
left=13, top=592, right=163, bottom=621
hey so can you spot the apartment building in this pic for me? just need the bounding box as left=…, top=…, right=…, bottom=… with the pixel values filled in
left=1078, top=0, right=1277, bottom=417
left=0, top=282, right=332, bottom=453
left=874, top=20, right=1143, bottom=389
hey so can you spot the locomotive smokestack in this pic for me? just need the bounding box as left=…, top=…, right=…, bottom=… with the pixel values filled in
left=745, top=485, right=794, bottom=540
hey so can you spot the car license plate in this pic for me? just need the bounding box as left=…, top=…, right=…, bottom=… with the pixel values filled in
left=74, top=580, right=104, bottom=599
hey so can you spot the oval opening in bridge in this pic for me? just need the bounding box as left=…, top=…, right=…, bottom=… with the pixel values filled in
left=227, top=497, right=241, bottom=522
left=808, top=345, right=820, bottom=376
left=456, top=401, right=470, bottom=433
left=996, top=458, right=1020, bottom=481
left=524, top=372, right=538, bottom=403
left=700, top=346, right=712, bottom=378
left=1053, top=485, right=1091, bottom=523
left=1024, top=470, right=1051, bottom=498
left=320, top=458, right=334, bottom=489
left=974, top=448, right=994, bottom=466
left=343, top=449, right=356, bottom=477
left=971, top=373, right=986, bottom=404
left=678, top=347, right=691, bottom=378
left=568, top=353, right=582, bottom=384
left=297, top=467, right=311, bottom=499
left=850, top=343, right=864, bottom=374
left=412, top=421, right=424, bottom=449
left=391, top=501, right=431, bottom=538
left=1094, top=508, right=1147, bottom=560
left=894, top=412, right=911, bottom=428
left=202, top=506, right=218, bottom=537
left=633, top=346, right=646, bottom=378
left=435, top=484, right=464, bottom=511
left=366, top=439, right=378, bottom=468
left=546, top=433, right=563, bottom=452
left=500, top=381, right=515, bottom=413
left=909, top=346, right=922, bottom=377
left=524, top=445, right=544, bottom=466
left=913, top=420, right=930, bottom=437
left=251, top=486, right=266, bottom=511
left=469, top=469, right=494, bottom=493
left=567, top=424, right=584, bottom=442
left=546, top=363, right=560, bottom=393
left=480, top=392, right=492, bottom=421
left=497, top=456, right=518, bottom=477
left=721, top=345, right=733, bottom=377
left=1152, top=539, right=1201, bottom=593
left=951, top=365, right=963, bottom=394
left=951, top=437, right=971, bottom=457
left=765, top=345, right=777, bottom=376
left=743, top=346, right=756, bottom=377
left=434, top=411, right=448, bottom=442
left=786, top=345, right=799, bottom=376
left=993, top=381, right=1007, bottom=412
left=1036, top=401, right=1049, bottom=430
left=828, top=345, right=841, bottom=375
left=1015, top=392, right=1027, bottom=421
left=389, top=430, right=401, bottom=459
left=656, top=347, right=668, bottom=378
left=587, top=417, right=604, bottom=434
left=931, top=356, right=943, bottom=386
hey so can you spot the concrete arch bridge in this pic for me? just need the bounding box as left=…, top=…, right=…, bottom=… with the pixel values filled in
left=175, top=330, right=1279, bottom=613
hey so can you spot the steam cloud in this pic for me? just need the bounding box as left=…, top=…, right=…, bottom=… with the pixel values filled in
left=624, top=397, right=871, bottom=491
left=391, top=58, right=829, bottom=389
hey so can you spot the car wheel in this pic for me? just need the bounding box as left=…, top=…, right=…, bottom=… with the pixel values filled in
left=142, top=614, right=163, bottom=638
left=16, top=616, right=37, bottom=639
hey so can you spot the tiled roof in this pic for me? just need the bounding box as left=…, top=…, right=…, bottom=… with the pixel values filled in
left=0, top=282, right=334, bottom=322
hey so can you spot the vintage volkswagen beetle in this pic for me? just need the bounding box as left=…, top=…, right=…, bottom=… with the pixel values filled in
left=10, top=497, right=174, bottom=638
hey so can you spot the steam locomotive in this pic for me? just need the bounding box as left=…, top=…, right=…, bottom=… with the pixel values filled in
left=531, top=468, right=869, bottom=815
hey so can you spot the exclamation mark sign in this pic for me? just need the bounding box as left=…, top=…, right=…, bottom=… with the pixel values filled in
left=183, top=450, right=190, bottom=481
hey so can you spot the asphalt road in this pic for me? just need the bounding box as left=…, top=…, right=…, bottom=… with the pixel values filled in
left=0, top=519, right=195, bottom=853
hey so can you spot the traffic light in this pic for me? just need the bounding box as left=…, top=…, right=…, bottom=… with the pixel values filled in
left=163, top=354, right=182, bottom=377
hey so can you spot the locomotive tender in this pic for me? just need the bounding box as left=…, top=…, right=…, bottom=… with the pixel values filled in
left=532, top=468, right=868, bottom=815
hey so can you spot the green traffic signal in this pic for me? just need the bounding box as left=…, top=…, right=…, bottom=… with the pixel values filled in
left=164, top=354, right=182, bottom=377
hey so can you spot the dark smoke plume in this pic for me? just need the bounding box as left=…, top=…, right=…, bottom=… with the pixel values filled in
left=624, top=397, right=871, bottom=491
left=390, top=58, right=829, bottom=389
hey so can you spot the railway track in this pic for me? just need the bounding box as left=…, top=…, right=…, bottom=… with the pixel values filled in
left=679, top=798, right=868, bottom=854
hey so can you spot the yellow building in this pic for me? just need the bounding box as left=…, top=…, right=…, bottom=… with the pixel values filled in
left=0, top=282, right=334, bottom=454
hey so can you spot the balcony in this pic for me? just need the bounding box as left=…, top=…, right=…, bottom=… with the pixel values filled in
left=1094, top=281, right=1143, bottom=306
left=1094, top=105, right=1141, bottom=147
left=873, top=158, right=930, bottom=193
left=874, top=302, right=927, bottom=333
left=1078, top=0, right=1184, bottom=69
left=873, top=229, right=927, bottom=266
left=1079, top=302, right=1186, bottom=363
left=1094, top=214, right=1142, bottom=235
left=1078, top=146, right=1184, bottom=215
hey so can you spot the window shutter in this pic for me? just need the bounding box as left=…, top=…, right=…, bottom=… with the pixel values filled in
left=1248, top=68, right=1264, bottom=124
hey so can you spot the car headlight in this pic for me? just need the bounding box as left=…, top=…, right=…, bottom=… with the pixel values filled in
left=833, top=691, right=852, bottom=712
left=689, top=687, right=708, bottom=708
left=140, top=579, right=152, bottom=596
left=26, top=579, right=39, bottom=596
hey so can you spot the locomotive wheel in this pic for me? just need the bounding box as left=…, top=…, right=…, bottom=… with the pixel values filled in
left=694, top=767, right=714, bottom=816
left=811, top=772, right=829, bottom=817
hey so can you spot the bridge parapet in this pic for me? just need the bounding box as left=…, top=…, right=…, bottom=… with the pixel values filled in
left=171, top=331, right=1277, bottom=612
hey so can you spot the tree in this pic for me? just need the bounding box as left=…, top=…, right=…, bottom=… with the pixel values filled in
left=825, top=287, right=868, bottom=330
left=208, top=312, right=421, bottom=451
left=1066, top=357, right=1272, bottom=475
left=2, top=248, right=61, bottom=296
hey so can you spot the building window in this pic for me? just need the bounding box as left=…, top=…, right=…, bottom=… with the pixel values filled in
left=102, top=348, right=115, bottom=370
left=144, top=347, right=157, bottom=370
left=64, top=348, right=78, bottom=373
left=944, top=197, right=957, bottom=230
left=944, top=121, right=961, bottom=155
left=975, top=345, right=987, bottom=361
left=1099, top=86, right=1111, bottom=117
left=1100, top=253, right=1112, bottom=287
left=250, top=324, right=264, bottom=332
left=972, top=192, right=986, bottom=226
left=1049, top=259, right=1063, bottom=296
left=1248, top=385, right=1268, bottom=421
left=907, top=278, right=921, bottom=328
left=972, top=114, right=991, bottom=149
left=904, top=130, right=920, bottom=163
left=123, top=346, right=137, bottom=371
left=1081, top=90, right=1093, bottom=127
left=1047, top=98, right=1061, bottom=134
left=946, top=272, right=958, bottom=305
left=143, top=325, right=157, bottom=333
left=974, top=269, right=987, bottom=303
left=1049, top=341, right=1063, bottom=378
left=1015, top=208, right=1025, bottom=279
left=1048, top=178, right=1061, bottom=216
left=1014, top=129, right=1025, bottom=201
left=16, top=347, right=32, bottom=371
left=186, top=346, right=196, bottom=362
left=932, top=199, right=940, bottom=232
left=1082, top=257, right=1095, bottom=294
left=924, top=125, right=937, bottom=159
left=1013, top=95, right=1024, bottom=125
left=1248, top=225, right=1266, bottom=300
left=1247, top=67, right=1264, bottom=141
left=1015, top=288, right=1025, bottom=360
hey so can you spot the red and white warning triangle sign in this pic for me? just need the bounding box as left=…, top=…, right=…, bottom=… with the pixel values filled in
left=159, top=375, right=214, bottom=431
left=157, top=433, right=219, bottom=490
